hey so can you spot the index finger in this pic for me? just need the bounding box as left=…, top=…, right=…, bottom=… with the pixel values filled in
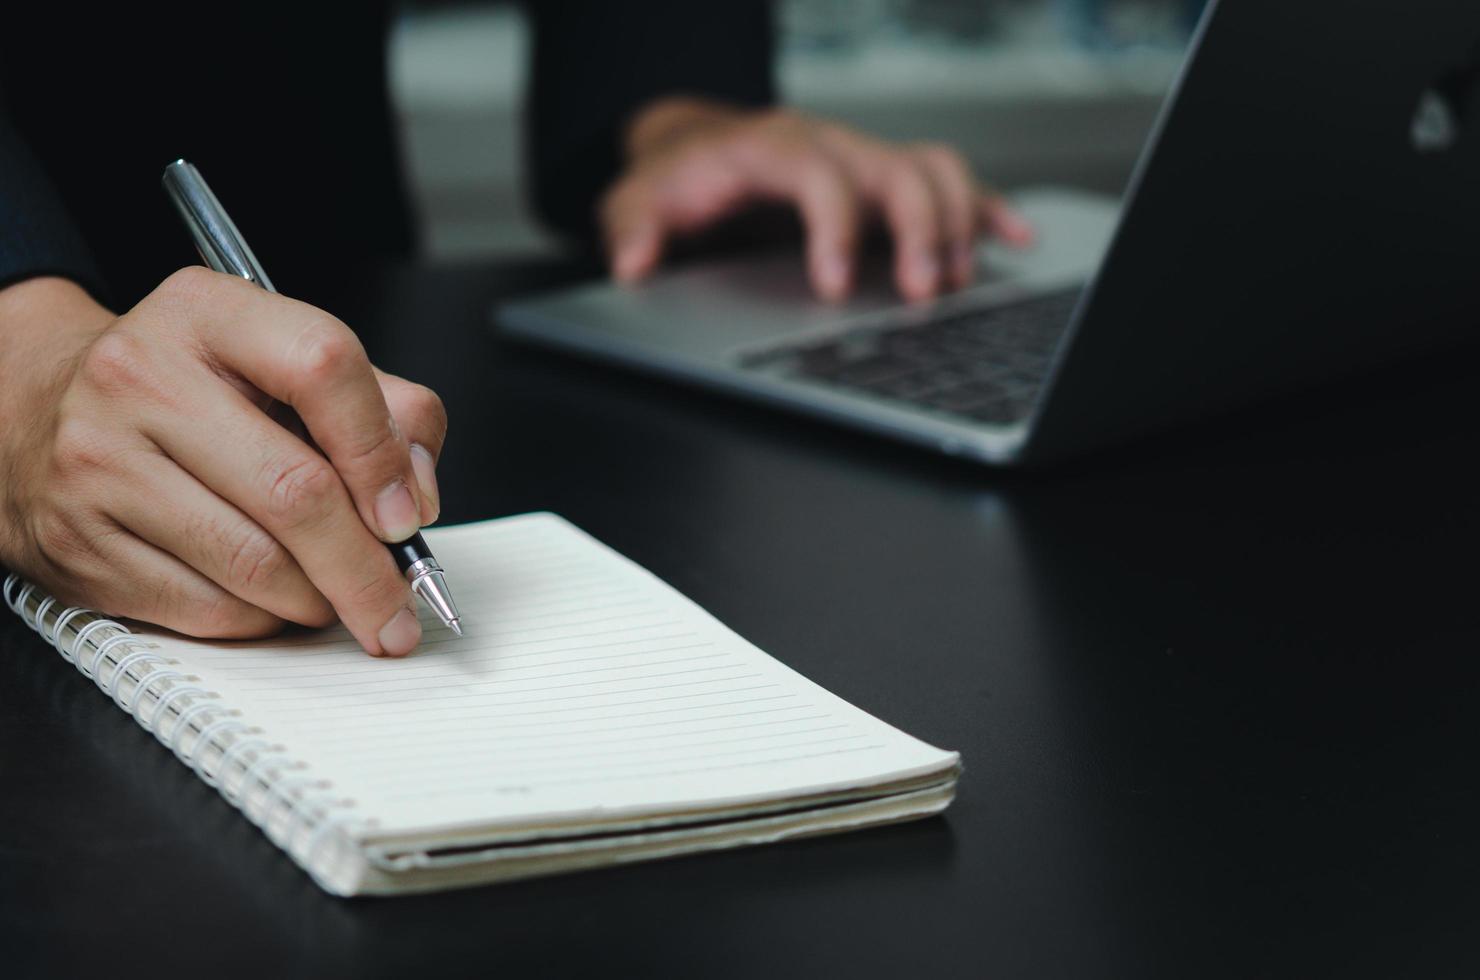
left=169, top=269, right=429, bottom=546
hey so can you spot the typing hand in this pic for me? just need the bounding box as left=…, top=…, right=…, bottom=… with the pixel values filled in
left=0, top=271, right=446, bottom=657
left=601, top=97, right=1036, bottom=303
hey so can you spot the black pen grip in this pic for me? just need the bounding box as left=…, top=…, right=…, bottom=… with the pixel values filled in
left=389, top=532, right=431, bottom=573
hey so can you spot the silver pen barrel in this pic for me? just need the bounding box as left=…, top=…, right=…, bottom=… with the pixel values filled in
left=162, top=160, right=275, bottom=288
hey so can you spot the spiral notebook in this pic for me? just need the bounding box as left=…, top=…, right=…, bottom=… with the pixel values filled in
left=3, top=512, right=959, bottom=896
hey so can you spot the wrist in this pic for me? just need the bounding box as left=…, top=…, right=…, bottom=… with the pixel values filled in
left=0, top=274, right=114, bottom=367
left=0, top=275, right=114, bottom=453
left=0, top=274, right=114, bottom=344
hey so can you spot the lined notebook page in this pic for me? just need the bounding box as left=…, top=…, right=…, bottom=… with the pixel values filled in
left=142, top=514, right=957, bottom=837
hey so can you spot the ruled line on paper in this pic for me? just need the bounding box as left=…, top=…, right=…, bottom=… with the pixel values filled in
left=223, top=638, right=710, bottom=689
left=454, top=569, right=628, bottom=598
left=329, top=721, right=852, bottom=775
left=244, top=662, right=749, bottom=708
left=238, top=650, right=732, bottom=702
left=453, top=733, right=871, bottom=780
left=524, top=744, right=892, bottom=791
left=478, top=586, right=642, bottom=614
left=318, top=713, right=839, bottom=763
left=220, top=635, right=706, bottom=685
left=269, top=684, right=790, bottom=731
left=443, top=595, right=654, bottom=626
left=217, top=596, right=653, bottom=650
left=365, top=735, right=874, bottom=794
left=279, top=695, right=811, bottom=740
left=299, top=701, right=817, bottom=747
left=188, top=622, right=690, bottom=670
left=384, top=742, right=889, bottom=800
left=315, top=719, right=846, bottom=769
left=210, top=625, right=698, bottom=676
left=235, top=680, right=775, bottom=734
left=348, top=738, right=872, bottom=794
left=436, top=608, right=681, bottom=642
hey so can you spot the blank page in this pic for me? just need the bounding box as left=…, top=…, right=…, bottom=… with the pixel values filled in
left=141, top=514, right=958, bottom=839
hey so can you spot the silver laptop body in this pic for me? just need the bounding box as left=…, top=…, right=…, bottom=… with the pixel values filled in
left=498, top=0, right=1480, bottom=465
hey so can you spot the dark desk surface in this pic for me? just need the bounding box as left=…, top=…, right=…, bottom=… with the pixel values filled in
left=4, top=259, right=1478, bottom=978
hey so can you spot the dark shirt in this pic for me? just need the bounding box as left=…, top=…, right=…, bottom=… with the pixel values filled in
left=0, top=1, right=774, bottom=309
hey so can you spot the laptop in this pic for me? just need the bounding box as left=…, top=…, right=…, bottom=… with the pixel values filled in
left=498, top=0, right=1480, bottom=465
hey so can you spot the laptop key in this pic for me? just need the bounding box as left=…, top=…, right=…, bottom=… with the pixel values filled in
left=757, top=286, right=1080, bottom=426
left=864, top=373, right=937, bottom=400
left=925, top=380, right=1010, bottom=412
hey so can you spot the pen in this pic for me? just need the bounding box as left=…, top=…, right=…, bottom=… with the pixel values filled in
left=161, top=159, right=462, bottom=637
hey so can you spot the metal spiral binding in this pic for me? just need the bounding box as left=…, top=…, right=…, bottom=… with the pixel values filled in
left=2, top=572, right=368, bottom=892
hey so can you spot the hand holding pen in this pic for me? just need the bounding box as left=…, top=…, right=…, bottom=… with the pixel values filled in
left=0, top=161, right=453, bottom=658
left=162, top=159, right=460, bottom=642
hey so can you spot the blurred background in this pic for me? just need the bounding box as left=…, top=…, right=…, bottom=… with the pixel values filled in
left=391, top=0, right=1205, bottom=261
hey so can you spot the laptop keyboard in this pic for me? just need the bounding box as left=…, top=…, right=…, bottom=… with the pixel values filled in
left=745, top=287, right=1081, bottom=427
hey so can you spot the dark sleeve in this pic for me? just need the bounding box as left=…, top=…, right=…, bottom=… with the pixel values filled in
left=524, top=0, right=776, bottom=245
left=0, top=110, right=107, bottom=304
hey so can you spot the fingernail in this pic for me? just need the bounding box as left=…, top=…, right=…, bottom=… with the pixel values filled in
left=816, top=252, right=850, bottom=301
left=375, top=479, right=420, bottom=542
left=613, top=231, right=654, bottom=281
left=614, top=246, right=643, bottom=281
left=410, top=444, right=440, bottom=523
left=1001, top=211, right=1035, bottom=245
left=911, top=250, right=940, bottom=297
left=377, top=606, right=421, bottom=657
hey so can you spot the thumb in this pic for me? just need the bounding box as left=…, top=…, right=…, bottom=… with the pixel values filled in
left=602, top=185, right=667, bottom=282
left=612, top=221, right=662, bottom=282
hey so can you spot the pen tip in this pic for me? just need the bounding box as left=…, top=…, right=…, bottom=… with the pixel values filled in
left=449, top=619, right=463, bottom=637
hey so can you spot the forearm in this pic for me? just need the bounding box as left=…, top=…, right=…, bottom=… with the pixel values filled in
left=0, top=277, right=112, bottom=422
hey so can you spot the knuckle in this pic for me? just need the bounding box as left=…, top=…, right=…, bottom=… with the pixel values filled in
left=884, top=156, right=927, bottom=193
left=158, top=265, right=221, bottom=304
left=384, top=384, right=446, bottom=452
left=175, top=587, right=229, bottom=634
left=915, top=141, right=964, bottom=168
left=793, top=161, right=851, bottom=211
left=406, top=384, right=448, bottom=444
left=883, top=163, right=938, bottom=224
left=344, top=418, right=399, bottom=470
left=292, top=316, right=364, bottom=386
left=79, top=328, right=152, bottom=395
left=263, top=454, right=340, bottom=528
left=51, top=416, right=116, bottom=478
left=796, top=152, right=838, bottom=186
left=179, top=587, right=275, bottom=638
left=32, top=509, right=95, bottom=567
left=742, top=108, right=807, bottom=150
left=223, top=524, right=289, bottom=594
